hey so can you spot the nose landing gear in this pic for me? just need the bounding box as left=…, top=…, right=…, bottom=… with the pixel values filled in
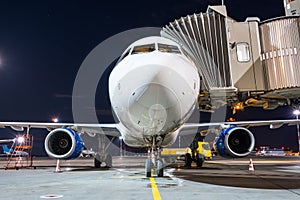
left=145, top=137, right=164, bottom=177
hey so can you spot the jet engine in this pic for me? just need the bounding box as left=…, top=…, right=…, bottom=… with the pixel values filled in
left=44, top=128, right=84, bottom=159
left=215, top=126, right=255, bottom=158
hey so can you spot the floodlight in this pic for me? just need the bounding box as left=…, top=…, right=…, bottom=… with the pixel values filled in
left=17, top=136, right=25, bottom=144
left=52, top=118, right=59, bottom=123
left=293, top=109, right=300, bottom=116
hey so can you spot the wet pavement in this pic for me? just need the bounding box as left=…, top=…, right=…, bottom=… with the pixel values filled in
left=0, top=156, right=300, bottom=200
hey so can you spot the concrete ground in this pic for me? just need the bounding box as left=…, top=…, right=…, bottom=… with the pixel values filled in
left=0, top=156, right=300, bottom=200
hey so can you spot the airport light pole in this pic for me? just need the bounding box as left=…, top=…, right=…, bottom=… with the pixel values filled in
left=293, top=109, right=300, bottom=152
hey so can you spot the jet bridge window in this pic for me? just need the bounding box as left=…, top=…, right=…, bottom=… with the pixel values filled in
left=236, top=43, right=250, bottom=62
left=158, top=43, right=181, bottom=54
left=131, top=44, right=155, bottom=54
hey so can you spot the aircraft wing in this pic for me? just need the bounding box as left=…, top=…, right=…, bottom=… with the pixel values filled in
left=0, top=122, right=121, bottom=137
left=181, top=119, right=300, bottom=131
left=1, top=119, right=299, bottom=137
left=0, top=139, right=15, bottom=143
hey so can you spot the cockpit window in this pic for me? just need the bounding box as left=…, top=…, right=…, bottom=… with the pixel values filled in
left=118, top=48, right=131, bottom=63
left=158, top=43, right=181, bottom=54
left=131, top=44, right=156, bottom=54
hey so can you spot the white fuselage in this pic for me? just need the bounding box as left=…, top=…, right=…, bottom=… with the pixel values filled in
left=109, top=37, right=199, bottom=147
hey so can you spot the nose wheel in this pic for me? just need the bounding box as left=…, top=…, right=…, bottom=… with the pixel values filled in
left=145, top=158, right=164, bottom=177
left=145, top=142, right=164, bottom=177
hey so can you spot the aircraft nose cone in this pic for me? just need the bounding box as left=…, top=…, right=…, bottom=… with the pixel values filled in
left=148, top=104, right=167, bottom=132
left=127, top=83, right=180, bottom=134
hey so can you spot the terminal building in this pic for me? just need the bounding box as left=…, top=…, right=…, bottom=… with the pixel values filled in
left=161, top=0, right=300, bottom=112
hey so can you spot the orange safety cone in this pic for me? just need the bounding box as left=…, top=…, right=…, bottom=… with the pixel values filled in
left=55, top=159, right=62, bottom=173
left=17, top=157, right=22, bottom=166
left=249, top=158, right=255, bottom=172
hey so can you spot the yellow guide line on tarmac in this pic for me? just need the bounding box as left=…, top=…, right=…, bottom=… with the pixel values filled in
left=150, top=177, right=162, bottom=200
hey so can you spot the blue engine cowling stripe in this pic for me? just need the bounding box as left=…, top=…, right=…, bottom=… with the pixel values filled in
left=64, top=128, right=84, bottom=160
left=215, top=126, right=236, bottom=158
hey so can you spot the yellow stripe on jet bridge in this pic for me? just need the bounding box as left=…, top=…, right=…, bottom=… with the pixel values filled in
left=150, top=177, right=162, bottom=200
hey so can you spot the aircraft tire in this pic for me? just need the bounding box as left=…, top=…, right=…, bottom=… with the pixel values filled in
left=196, top=154, right=204, bottom=168
left=185, top=153, right=192, bottom=168
left=157, top=160, right=163, bottom=177
left=145, top=159, right=151, bottom=177
left=105, top=154, right=112, bottom=168
left=94, top=154, right=101, bottom=168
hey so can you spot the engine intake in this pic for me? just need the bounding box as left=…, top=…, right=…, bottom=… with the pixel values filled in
left=44, top=128, right=84, bottom=159
left=215, top=126, right=255, bottom=158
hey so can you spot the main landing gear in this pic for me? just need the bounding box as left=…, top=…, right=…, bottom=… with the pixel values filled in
left=94, top=135, right=112, bottom=168
left=145, top=137, right=164, bottom=177
left=94, top=154, right=112, bottom=168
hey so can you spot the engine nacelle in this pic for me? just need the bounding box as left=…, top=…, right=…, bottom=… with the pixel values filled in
left=215, top=126, right=255, bottom=158
left=44, top=128, right=84, bottom=159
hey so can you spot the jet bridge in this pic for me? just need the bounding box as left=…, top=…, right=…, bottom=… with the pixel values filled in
left=259, top=16, right=300, bottom=98
left=161, top=6, right=232, bottom=90
left=161, top=4, right=300, bottom=111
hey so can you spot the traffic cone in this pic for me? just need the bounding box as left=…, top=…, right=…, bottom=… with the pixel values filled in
left=55, top=159, right=62, bottom=173
left=17, top=157, right=22, bottom=166
left=249, top=158, right=254, bottom=172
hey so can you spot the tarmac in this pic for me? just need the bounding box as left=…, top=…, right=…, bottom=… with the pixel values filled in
left=0, top=156, right=300, bottom=200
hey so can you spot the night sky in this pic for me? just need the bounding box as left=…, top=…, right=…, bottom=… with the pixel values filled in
left=0, top=0, right=298, bottom=154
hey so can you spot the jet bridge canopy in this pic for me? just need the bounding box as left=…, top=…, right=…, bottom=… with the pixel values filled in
left=161, top=8, right=232, bottom=90
left=259, top=16, right=300, bottom=93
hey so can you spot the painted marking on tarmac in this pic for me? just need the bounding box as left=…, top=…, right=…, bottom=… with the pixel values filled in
left=112, top=175, right=146, bottom=179
left=150, top=177, right=162, bottom=200
left=165, top=168, right=184, bottom=187
left=40, top=194, right=63, bottom=199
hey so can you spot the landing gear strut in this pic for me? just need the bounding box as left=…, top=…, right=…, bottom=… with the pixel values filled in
left=145, top=137, right=164, bottom=177
left=94, top=135, right=112, bottom=168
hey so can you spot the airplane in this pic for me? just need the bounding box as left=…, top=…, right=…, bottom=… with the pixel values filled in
left=2, top=145, right=28, bottom=156
left=2, top=145, right=13, bottom=155
left=0, top=36, right=299, bottom=177
left=0, top=139, right=15, bottom=156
